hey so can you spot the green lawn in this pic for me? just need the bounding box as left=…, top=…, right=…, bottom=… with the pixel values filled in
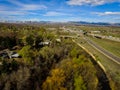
left=89, top=36, right=120, bottom=58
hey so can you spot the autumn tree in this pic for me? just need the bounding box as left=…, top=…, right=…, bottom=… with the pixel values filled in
left=42, top=68, right=66, bottom=90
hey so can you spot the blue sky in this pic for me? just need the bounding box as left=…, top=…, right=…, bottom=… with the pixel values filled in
left=0, top=0, right=120, bottom=23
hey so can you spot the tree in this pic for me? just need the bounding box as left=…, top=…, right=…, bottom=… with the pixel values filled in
left=42, top=68, right=66, bottom=90
left=35, top=36, right=43, bottom=48
left=0, top=36, right=16, bottom=49
left=11, top=59, right=19, bottom=71
left=74, top=75, right=86, bottom=90
left=25, top=35, right=34, bottom=46
left=19, top=45, right=34, bottom=65
left=39, top=46, right=55, bottom=69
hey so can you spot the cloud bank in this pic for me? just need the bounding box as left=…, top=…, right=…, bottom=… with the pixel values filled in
left=0, top=0, right=46, bottom=16
left=44, top=11, right=71, bottom=16
left=94, top=11, right=120, bottom=16
left=7, top=0, right=47, bottom=10
left=67, top=0, right=120, bottom=6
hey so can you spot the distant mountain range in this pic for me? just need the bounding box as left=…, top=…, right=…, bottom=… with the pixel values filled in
left=1, top=20, right=120, bottom=26
left=68, top=21, right=120, bottom=26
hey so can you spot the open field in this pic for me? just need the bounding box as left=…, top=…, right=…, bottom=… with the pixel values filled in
left=88, top=36, right=120, bottom=58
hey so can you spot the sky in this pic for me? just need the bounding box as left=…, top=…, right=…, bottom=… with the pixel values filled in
left=0, top=0, right=120, bottom=23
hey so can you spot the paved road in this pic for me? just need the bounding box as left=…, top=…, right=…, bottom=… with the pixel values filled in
left=84, top=37, right=120, bottom=65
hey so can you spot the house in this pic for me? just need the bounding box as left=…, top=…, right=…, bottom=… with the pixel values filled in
left=0, top=51, right=9, bottom=59
left=12, top=46, right=21, bottom=50
left=90, top=31, right=101, bottom=33
left=38, top=41, right=50, bottom=46
left=0, top=50, right=20, bottom=59
left=56, top=39, right=61, bottom=42
left=10, top=52, right=20, bottom=58
left=94, top=35, right=102, bottom=39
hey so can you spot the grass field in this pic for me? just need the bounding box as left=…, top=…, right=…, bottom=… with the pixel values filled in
left=88, top=36, right=120, bottom=58
left=75, top=37, right=120, bottom=90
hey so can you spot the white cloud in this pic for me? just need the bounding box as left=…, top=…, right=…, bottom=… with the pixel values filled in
left=20, top=4, right=47, bottom=10
left=7, top=0, right=47, bottom=10
left=44, top=11, right=71, bottom=16
left=67, top=0, right=120, bottom=6
left=0, top=1, right=41, bottom=16
left=94, top=11, right=120, bottom=16
left=0, top=10, right=37, bottom=16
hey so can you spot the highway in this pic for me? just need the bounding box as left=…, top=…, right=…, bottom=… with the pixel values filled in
left=59, top=34, right=120, bottom=65
left=84, top=37, right=120, bottom=65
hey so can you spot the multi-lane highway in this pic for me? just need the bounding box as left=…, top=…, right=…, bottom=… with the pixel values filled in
left=84, top=37, right=120, bottom=65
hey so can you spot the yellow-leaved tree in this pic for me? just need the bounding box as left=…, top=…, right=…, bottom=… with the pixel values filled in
left=42, top=68, right=67, bottom=90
